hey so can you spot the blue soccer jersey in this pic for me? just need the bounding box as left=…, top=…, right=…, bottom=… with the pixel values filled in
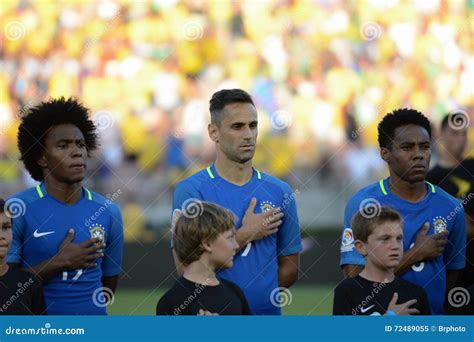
left=7, top=183, right=124, bottom=315
left=340, top=178, right=466, bottom=315
left=172, top=164, right=303, bottom=315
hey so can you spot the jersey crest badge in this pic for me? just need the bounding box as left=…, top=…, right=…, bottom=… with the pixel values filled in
left=90, top=224, right=106, bottom=242
left=433, top=216, right=447, bottom=234
left=260, top=200, right=275, bottom=213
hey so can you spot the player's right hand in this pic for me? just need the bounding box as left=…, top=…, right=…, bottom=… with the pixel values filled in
left=56, top=229, right=105, bottom=270
left=386, top=292, right=420, bottom=315
left=240, top=198, right=284, bottom=242
left=413, top=222, right=449, bottom=261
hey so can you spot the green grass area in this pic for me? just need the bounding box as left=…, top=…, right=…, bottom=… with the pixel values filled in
left=107, top=285, right=334, bottom=316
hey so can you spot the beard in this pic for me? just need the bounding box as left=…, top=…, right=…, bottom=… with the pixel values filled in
left=233, top=150, right=255, bottom=164
left=236, top=155, right=253, bottom=164
left=223, top=146, right=255, bottom=164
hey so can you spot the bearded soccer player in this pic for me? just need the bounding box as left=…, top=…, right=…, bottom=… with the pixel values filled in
left=340, top=108, right=466, bottom=315
left=7, top=97, right=124, bottom=315
left=171, top=89, right=302, bottom=315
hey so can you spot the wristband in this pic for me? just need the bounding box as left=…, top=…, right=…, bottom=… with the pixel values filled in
left=386, top=310, right=397, bottom=316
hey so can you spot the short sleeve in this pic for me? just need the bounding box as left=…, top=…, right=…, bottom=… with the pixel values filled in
left=102, top=204, right=124, bottom=277
left=226, top=280, right=252, bottom=315
left=419, top=287, right=431, bottom=315
left=333, top=283, right=354, bottom=315
left=156, top=288, right=193, bottom=315
left=170, top=180, right=202, bottom=248
left=462, top=284, right=474, bottom=314
left=444, top=206, right=466, bottom=270
left=7, top=215, right=26, bottom=264
left=156, top=294, right=174, bottom=315
left=30, top=275, right=47, bottom=315
left=277, top=183, right=302, bottom=257
left=339, top=196, right=366, bottom=267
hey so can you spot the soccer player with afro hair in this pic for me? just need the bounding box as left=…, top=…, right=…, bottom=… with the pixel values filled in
left=8, top=97, right=124, bottom=315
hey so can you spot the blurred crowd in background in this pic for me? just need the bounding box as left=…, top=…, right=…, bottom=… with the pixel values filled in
left=0, top=0, right=473, bottom=240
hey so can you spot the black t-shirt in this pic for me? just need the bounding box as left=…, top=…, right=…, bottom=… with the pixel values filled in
left=448, top=283, right=474, bottom=315
left=333, top=275, right=431, bottom=315
left=156, top=276, right=251, bottom=315
left=0, top=267, right=46, bottom=315
left=427, top=158, right=474, bottom=220
left=461, top=283, right=474, bottom=314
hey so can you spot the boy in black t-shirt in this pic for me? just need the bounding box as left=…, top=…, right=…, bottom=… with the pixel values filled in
left=157, top=201, right=251, bottom=315
left=0, top=198, right=46, bottom=315
left=333, top=206, right=431, bottom=315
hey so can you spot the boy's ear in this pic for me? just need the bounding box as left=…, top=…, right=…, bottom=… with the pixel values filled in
left=202, top=240, right=213, bottom=253
left=354, top=240, right=367, bottom=257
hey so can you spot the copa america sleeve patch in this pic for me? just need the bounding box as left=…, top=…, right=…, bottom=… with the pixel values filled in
left=340, top=228, right=355, bottom=252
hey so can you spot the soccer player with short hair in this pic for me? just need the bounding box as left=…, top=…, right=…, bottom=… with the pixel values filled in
left=0, top=198, right=46, bottom=315
left=171, top=89, right=302, bottom=315
left=7, top=97, right=124, bottom=315
left=340, top=108, right=466, bottom=315
left=333, top=206, right=431, bottom=315
left=157, top=201, right=250, bottom=315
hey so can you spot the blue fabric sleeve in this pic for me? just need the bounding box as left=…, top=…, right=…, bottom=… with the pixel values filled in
left=102, top=203, right=124, bottom=276
left=445, top=206, right=466, bottom=270
left=6, top=215, right=25, bottom=264
left=170, top=181, right=202, bottom=248
left=277, top=184, right=302, bottom=257
left=340, top=195, right=366, bottom=267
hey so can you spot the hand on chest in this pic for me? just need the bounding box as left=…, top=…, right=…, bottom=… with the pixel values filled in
left=26, top=213, right=108, bottom=255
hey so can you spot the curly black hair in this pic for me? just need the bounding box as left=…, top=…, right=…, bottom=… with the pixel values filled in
left=377, top=108, right=431, bottom=149
left=17, top=97, right=98, bottom=181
